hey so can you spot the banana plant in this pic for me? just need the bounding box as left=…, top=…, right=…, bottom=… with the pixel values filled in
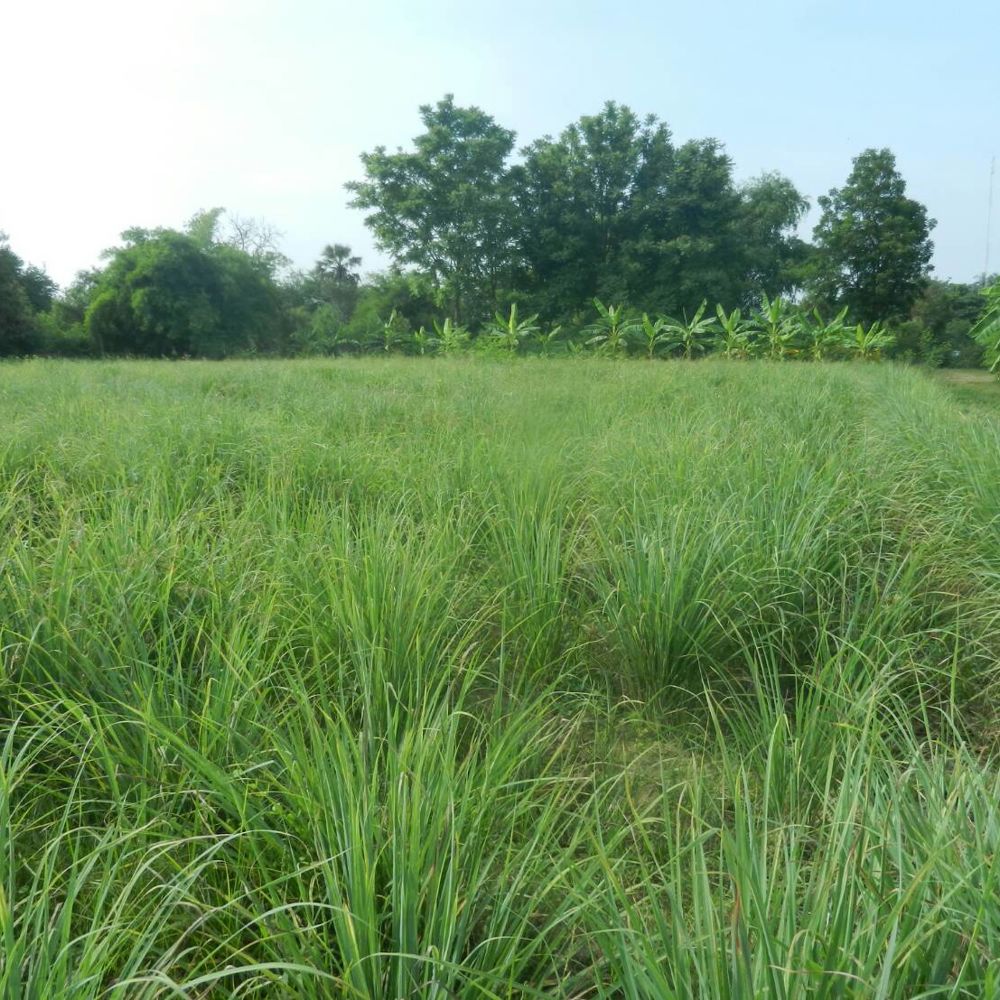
left=433, top=317, right=470, bottom=355
left=663, top=300, right=717, bottom=359
left=804, top=307, right=850, bottom=361
left=971, top=279, right=1000, bottom=373
left=846, top=320, right=894, bottom=360
left=486, top=303, right=539, bottom=355
left=301, top=303, right=358, bottom=356
left=530, top=324, right=564, bottom=357
left=638, top=314, right=670, bottom=360
left=714, top=305, right=753, bottom=359
left=411, top=325, right=436, bottom=356
left=367, top=309, right=408, bottom=354
left=752, top=294, right=800, bottom=360
left=585, top=299, right=639, bottom=357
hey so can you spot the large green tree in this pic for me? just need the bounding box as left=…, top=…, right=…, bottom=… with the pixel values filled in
left=347, top=95, right=518, bottom=324
left=0, top=233, right=55, bottom=356
left=512, top=103, right=807, bottom=320
left=512, top=102, right=676, bottom=317
left=737, top=172, right=810, bottom=305
left=809, top=148, right=935, bottom=324
left=348, top=97, right=810, bottom=326
left=43, top=268, right=101, bottom=356
left=626, top=136, right=746, bottom=313
left=85, top=226, right=283, bottom=357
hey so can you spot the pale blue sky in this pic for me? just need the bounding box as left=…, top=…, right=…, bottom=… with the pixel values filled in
left=2, top=0, right=997, bottom=286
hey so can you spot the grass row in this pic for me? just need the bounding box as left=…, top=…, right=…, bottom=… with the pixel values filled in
left=1, top=358, right=999, bottom=996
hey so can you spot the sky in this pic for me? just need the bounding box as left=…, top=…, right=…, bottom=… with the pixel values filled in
left=2, top=0, right=998, bottom=288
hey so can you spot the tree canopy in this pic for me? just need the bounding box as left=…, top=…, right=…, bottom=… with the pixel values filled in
left=1, top=233, right=55, bottom=356
left=9, top=97, right=981, bottom=368
left=350, top=99, right=809, bottom=325
left=347, top=95, right=518, bottom=323
left=808, top=148, right=935, bottom=324
left=85, top=223, right=283, bottom=358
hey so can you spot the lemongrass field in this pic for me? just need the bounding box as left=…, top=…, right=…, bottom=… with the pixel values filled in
left=2, top=358, right=1000, bottom=998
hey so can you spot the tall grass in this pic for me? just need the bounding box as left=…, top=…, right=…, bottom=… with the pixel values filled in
left=1, top=357, right=999, bottom=996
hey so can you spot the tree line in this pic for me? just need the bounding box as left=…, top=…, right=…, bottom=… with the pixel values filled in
left=1, top=96, right=995, bottom=365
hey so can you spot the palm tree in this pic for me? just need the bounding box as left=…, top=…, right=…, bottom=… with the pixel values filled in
left=314, top=244, right=362, bottom=283
left=309, top=244, right=363, bottom=320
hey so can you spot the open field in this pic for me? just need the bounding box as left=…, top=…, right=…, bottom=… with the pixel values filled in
left=2, top=358, right=1000, bottom=998
left=935, top=368, right=1000, bottom=413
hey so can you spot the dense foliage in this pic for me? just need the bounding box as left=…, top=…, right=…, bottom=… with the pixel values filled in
left=509, top=103, right=809, bottom=319
left=346, top=96, right=519, bottom=324
left=971, top=277, right=1000, bottom=371
left=809, top=148, right=936, bottom=325
left=0, top=232, right=56, bottom=355
left=1, top=359, right=999, bottom=995
left=0, top=97, right=988, bottom=366
left=85, top=214, right=286, bottom=358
